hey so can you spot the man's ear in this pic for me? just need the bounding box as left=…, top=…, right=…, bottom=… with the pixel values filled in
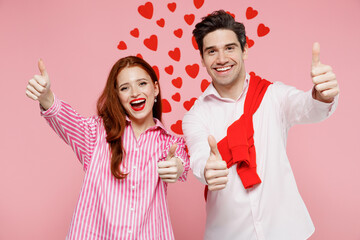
left=243, top=44, right=249, bottom=60
left=201, top=56, right=205, bottom=67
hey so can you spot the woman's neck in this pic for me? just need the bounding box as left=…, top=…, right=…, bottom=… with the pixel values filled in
left=130, top=117, right=156, bottom=139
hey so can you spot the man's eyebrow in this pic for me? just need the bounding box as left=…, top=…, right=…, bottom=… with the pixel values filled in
left=225, top=42, right=239, bottom=47
left=203, top=42, right=239, bottom=52
left=203, top=45, right=216, bottom=53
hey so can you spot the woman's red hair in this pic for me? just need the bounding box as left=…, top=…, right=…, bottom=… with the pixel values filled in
left=97, top=56, right=162, bottom=179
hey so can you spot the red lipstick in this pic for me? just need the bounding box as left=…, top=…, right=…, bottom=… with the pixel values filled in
left=130, top=98, right=146, bottom=111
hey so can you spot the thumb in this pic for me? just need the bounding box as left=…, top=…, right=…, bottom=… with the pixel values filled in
left=312, top=42, right=321, bottom=67
left=166, top=143, right=177, bottom=160
left=208, top=135, right=220, bottom=159
left=38, top=59, right=48, bottom=78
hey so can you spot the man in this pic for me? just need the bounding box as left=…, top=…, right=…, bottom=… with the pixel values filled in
left=182, top=10, right=339, bottom=240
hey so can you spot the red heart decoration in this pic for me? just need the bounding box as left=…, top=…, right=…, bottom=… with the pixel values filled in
left=162, top=99, right=172, bottom=113
left=172, top=77, right=182, bottom=88
left=184, top=14, right=195, bottom=25
left=130, top=28, right=139, bottom=38
left=117, top=41, right=127, bottom=50
left=165, top=65, right=174, bottom=75
left=152, top=65, right=160, bottom=80
left=144, top=35, right=158, bottom=51
left=185, top=64, right=199, bottom=79
left=193, top=0, right=204, bottom=9
left=246, top=7, right=258, bottom=20
left=246, top=36, right=254, bottom=48
left=192, top=36, right=198, bottom=50
left=257, top=23, right=270, bottom=37
left=172, top=92, right=181, bottom=102
left=171, top=120, right=183, bottom=135
left=136, top=53, right=143, bottom=59
left=167, top=2, right=176, bottom=12
left=226, top=11, right=235, bottom=19
left=201, top=79, right=210, bottom=92
left=174, top=28, right=183, bottom=38
left=138, top=2, right=153, bottom=19
left=156, top=18, right=165, bottom=27
left=183, top=98, right=197, bottom=111
left=168, top=47, right=181, bottom=61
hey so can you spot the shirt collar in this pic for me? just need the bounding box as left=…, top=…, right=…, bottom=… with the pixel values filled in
left=125, top=116, right=169, bottom=134
left=202, top=73, right=250, bottom=102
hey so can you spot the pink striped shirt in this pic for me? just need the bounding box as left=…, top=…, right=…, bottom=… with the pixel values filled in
left=41, top=95, right=190, bottom=240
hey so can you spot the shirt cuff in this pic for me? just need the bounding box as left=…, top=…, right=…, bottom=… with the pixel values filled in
left=311, top=88, right=338, bottom=116
left=40, top=93, right=61, bottom=118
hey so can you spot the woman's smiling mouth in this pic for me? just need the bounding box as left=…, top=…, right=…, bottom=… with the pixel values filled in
left=130, top=98, right=146, bottom=111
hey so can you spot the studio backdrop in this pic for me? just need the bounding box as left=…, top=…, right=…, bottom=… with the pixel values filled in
left=1, top=0, right=359, bottom=239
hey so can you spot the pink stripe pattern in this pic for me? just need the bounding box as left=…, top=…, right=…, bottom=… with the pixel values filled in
left=41, top=95, right=190, bottom=240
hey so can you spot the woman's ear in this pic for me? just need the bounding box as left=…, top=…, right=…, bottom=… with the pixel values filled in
left=154, top=81, right=159, bottom=98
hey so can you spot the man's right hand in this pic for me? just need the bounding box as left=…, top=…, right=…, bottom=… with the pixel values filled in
left=204, top=135, right=229, bottom=191
left=26, top=59, right=54, bottom=110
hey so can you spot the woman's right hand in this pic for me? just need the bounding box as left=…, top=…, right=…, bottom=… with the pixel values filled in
left=26, top=59, right=54, bottom=110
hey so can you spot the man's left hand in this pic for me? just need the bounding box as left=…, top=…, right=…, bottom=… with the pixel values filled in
left=311, top=42, right=340, bottom=103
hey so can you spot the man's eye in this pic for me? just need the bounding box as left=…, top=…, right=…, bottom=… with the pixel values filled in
left=227, top=46, right=234, bottom=51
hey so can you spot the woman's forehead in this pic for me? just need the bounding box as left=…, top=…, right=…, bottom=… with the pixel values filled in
left=117, top=66, right=151, bottom=84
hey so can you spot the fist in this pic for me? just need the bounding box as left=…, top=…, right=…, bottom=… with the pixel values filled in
left=205, top=135, right=229, bottom=191
left=311, top=42, right=339, bottom=103
left=158, top=144, right=184, bottom=183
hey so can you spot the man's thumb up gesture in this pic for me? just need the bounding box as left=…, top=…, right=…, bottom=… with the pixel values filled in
left=25, top=59, right=54, bottom=110
left=158, top=144, right=184, bottom=183
left=205, top=135, right=229, bottom=191
left=311, top=42, right=339, bottom=103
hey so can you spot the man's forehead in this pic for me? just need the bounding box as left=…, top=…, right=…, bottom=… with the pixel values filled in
left=202, top=29, right=239, bottom=48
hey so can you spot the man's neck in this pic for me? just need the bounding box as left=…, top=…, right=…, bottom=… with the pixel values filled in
left=213, top=73, right=246, bottom=100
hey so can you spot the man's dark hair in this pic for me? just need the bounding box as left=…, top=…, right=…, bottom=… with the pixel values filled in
left=193, top=10, right=247, bottom=56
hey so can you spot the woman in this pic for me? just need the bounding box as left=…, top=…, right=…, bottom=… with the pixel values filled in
left=25, top=56, right=190, bottom=239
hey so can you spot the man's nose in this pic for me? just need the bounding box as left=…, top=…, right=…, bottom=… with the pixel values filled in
left=216, top=51, right=228, bottom=65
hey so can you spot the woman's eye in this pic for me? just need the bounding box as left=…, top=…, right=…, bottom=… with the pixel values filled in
left=120, top=87, right=128, bottom=91
left=140, top=81, right=147, bottom=86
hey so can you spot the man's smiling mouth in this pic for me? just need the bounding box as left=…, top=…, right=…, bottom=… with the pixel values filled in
left=214, top=65, right=232, bottom=72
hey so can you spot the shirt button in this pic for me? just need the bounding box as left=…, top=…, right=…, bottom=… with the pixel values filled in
left=135, top=148, right=139, bottom=152
left=130, top=207, right=134, bottom=211
left=133, top=165, right=137, bottom=169
left=131, top=185, right=136, bottom=189
left=128, top=230, right=132, bottom=234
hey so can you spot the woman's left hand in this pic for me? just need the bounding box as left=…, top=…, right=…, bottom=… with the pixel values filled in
left=158, top=144, right=184, bottom=183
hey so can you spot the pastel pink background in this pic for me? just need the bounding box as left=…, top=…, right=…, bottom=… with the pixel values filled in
left=1, top=0, right=359, bottom=239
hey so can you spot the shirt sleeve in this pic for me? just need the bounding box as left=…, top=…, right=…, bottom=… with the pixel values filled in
left=40, top=94, right=99, bottom=171
left=173, top=136, right=190, bottom=182
left=182, top=104, right=211, bottom=185
left=159, top=134, right=190, bottom=182
left=272, top=82, right=338, bottom=128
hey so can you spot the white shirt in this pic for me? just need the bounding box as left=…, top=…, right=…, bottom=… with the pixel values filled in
left=182, top=73, right=337, bottom=240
